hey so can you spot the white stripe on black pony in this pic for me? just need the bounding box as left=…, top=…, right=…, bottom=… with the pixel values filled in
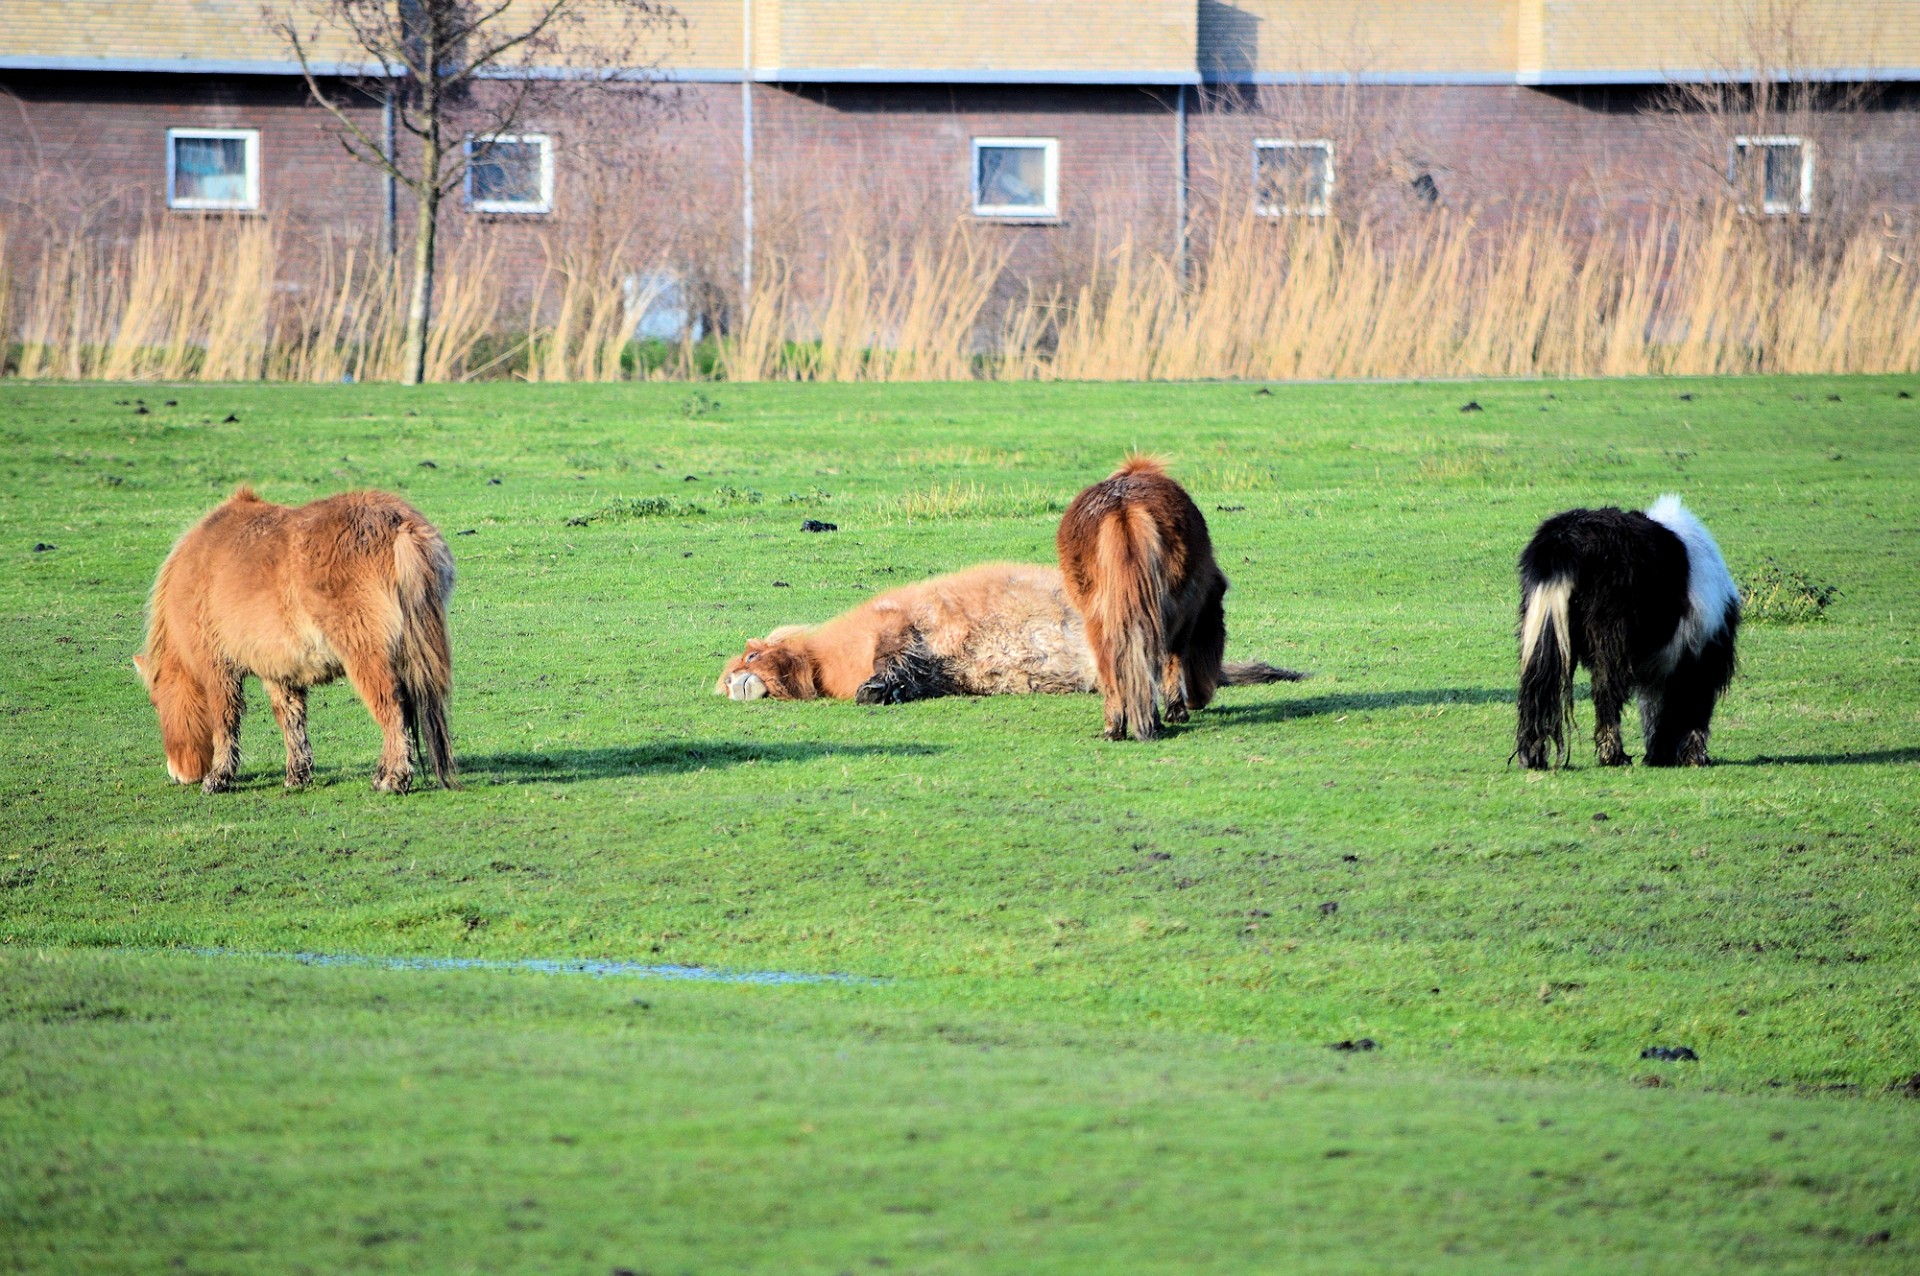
left=1515, top=495, right=1740, bottom=769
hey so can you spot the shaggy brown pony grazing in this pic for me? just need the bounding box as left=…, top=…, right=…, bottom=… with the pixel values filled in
left=717, top=562, right=1301, bottom=705
left=136, top=487, right=455, bottom=794
left=1057, top=456, right=1229, bottom=741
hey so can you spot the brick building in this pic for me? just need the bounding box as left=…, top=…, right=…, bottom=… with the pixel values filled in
left=3, top=1, right=1918, bottom=302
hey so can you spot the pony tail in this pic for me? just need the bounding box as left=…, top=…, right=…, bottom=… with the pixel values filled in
left=391, top=522, right=458, bottom=788
left=1221, top=661, right=1310, bottom=685
left=1516, top=576, right=1574, bottom=768
left=1089, top=505, right=1167, bottom=740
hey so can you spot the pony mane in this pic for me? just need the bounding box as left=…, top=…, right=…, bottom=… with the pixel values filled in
left=141, top=549, right=182, bottom=665
left=1116, top=453, right=1172, bottom=479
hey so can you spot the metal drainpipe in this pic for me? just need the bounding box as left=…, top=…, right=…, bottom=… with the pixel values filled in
left=383, top=82, right=398, bottom=259
left=1175, top=82, right=1189, bottom=285
left=741, top=0, right=755, bottom=309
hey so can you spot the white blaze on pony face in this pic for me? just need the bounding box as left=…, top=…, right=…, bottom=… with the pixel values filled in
left=1646, top=494, right=1740, bottom=664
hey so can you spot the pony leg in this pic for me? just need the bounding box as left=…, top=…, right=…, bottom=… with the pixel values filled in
left=200, top=668, right=247, bottom=794
left=1161, top=650, right=1189, bottom=724
left=339, top=643, right=413, bottom=794
left=265, top=681, right=312, bottom=789
left=1637, top=688, right=1669, bottom=765
left=1080, top=613, right=1128, bottom=740
left=855, top=635, right=955, bottom=705
left=1175, top=577, right=1228, bottom=718
left=1590, top=664, right=1632, bottom=767
left=1645, top=661, right=1720, bottom=768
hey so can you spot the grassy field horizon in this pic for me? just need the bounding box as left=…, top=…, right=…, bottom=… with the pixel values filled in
left=3, top=376, right=1917, bottom=1272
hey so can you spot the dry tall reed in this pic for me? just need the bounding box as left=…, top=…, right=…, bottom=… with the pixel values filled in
left=3, top=203, right=1916, bottom=382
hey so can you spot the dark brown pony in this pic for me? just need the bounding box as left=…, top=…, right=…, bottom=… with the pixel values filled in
left=1057, top=456, right=1228, bottom=741
left=135, top=487, right=456, bottom=793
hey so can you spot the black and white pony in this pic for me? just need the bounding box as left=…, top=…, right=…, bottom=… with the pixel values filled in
left=1515, top=495, right=1740, bottom=769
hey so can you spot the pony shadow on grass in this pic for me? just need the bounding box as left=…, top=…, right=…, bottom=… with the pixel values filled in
left=463, top=740, right=946, bottom=785
left=1204, top=686, right=1513, bottom=726
left=1721, top=748, right=1920, bottom=768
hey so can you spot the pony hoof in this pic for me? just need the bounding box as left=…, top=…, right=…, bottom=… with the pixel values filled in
left=1164, top=706, right=1190, bottom=724
left=372, top=770, right=413, bottom=795
left=285, top=773, right=311, bottom=790
left=200, top=776, right=232, bottom=795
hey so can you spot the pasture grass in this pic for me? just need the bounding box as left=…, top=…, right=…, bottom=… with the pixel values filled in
left=3, top=376, right=1918, bottom=1272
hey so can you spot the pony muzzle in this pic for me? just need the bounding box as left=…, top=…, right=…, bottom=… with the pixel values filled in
left=724, top=671, right=770, bottom=701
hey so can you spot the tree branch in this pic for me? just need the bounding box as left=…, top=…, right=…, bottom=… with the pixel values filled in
left=279, top=19, right=425, bottom=196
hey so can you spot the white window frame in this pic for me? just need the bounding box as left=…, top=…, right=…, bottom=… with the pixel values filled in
left=971, top=136, right=1059, bottom=220
left=1731, top=134, right=1813, bottom=216
left=465, top=133, right=554, bottom=215
left=166, top=127, right=261, bottom=212
left=1253, top=139, right=1334, bottom=217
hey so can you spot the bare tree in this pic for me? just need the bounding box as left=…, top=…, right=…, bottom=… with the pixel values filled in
left=271, top=0, right=677, bottom=383
left=1647, top=0, right=1889, bottom=227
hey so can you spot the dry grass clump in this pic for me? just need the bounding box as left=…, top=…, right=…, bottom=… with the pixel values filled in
left=993, top=207, right=1920, bottom=382
left=2, top=201, right=1916, bottom=383
left=2, top=219, right=505, bottom=382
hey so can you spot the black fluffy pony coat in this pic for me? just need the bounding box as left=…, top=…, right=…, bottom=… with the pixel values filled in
left=1515, top=504, right=1739, bottom=769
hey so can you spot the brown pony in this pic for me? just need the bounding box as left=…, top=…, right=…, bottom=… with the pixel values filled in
left=1056, top=456, right=1228, bottom=741
left=135, top=487, right=456, bottom=794
left=716, top=561, right=1301, bottom=706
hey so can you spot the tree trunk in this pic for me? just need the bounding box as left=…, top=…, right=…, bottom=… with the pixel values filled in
left=403, top=135, right=441, bottom=385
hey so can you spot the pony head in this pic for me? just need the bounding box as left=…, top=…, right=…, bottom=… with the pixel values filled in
left=132, top=649, right=213, bottom=784
left=715, top=629, right=818, bottom=701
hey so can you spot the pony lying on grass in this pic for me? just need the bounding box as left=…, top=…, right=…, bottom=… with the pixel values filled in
left=136, top=487, right=456, bottom=794
left=1515, top=494, right=1740, bottom=769
left=1057, top=456, right=1233, bottom=741
left=716, top=562, right=1302, bottom=706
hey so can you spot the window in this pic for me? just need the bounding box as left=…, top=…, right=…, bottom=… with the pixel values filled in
left=624, top=271, right=703, bottom=342
left=1731, top=136, right=1813, bottom=216
left=466, top=134, right=553, bottom=214
left=1254, top=139, right=1333, bottom=217
left=972, top=137, right=1059, bottom=219
left=167, top=128, right=260, bottom=211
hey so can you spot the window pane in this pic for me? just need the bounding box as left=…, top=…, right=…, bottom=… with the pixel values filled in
left=174, top=136, right=248, bottom=204
left=472, top=141, right=543, bottom=206
left=1257, top=145, right=1328, bottom=210
left=977, top=145, right=1048, bottom=209
left=1763, top=143, right=1801, bottom=207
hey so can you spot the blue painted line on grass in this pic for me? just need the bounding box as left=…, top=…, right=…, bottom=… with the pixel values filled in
left=161, top=947, right=876, bottom=986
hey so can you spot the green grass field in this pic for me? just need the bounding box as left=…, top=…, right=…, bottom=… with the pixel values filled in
left=3, top=377, right=1917, bottom=1273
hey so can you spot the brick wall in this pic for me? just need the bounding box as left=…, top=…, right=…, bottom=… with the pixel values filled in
left=0, top=71, right=385, bottom=239
left=1188, top=82, right=1920, bottom=224
left=3, top=70, right=1917, bottom=315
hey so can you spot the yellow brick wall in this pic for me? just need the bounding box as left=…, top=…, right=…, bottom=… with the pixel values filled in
left=1198, top=1, right=1518, bottom=77
left=758, top=0, right=1194, bottom=73
left=0, top=0, right=729, bottom=71
left=0, top=1, right=344, bottom=64
left=1540, top=0, right=1920, bottom=75
left=5, top=2, right=1915, bottom=78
